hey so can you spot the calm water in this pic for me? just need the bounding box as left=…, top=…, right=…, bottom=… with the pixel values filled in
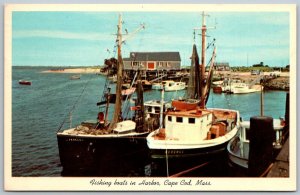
left=12, top=66, right=288, bottom=177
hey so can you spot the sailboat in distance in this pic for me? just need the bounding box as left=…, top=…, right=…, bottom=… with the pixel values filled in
left=57, top=14, right=152, bottom=175
left=146, top=12, right=241, bottom=160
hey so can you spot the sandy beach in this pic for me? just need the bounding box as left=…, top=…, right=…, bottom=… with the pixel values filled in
left=41, top=68, right=101, bottom=74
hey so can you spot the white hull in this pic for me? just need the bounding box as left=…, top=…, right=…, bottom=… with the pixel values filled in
left=231, top=85, right=263, bottom=94
left=227, top=137, right=249, bottom=169
left=164, top=82, right=186, bottom=91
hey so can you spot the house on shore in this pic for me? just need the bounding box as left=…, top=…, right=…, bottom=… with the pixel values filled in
left=214, top=62, right=230, bottom=71
left=123, top=51, right=181, bottom=80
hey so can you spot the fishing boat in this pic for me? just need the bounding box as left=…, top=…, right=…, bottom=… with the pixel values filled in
left=19, top=80, right=31, bottom=85
left=151, top=82, right=163, bottom=90
left=227, top=118, right=285, bottom=170
left=57, top=15, right=149, bottom=175
left=227, top=89, right=289, bottom=177
left=163, top=80, right=186, bottom=91
left=146, top=13, right=240, bottom=161
left=219, top=76, right=263, bottom=94
left=231, top=84, right=262, bottom=94
left=151, top=80, right=185, bottom=91
left=70, top=74, right=81, bottom=80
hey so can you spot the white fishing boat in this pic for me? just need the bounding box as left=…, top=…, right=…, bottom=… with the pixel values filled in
left=146, top=12, right=240, bottom=160
left=163, top=80, right=186, bottom=91
left=230, top=83, right=263, bottom=94
left=227, top=119, right=285, bottom=169
left=70, top=74, right=81, bottom=80
left=221, top=76, right=263, bottom=94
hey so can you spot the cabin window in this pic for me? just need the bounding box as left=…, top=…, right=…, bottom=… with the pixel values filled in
left=147, top=107, right=152, bottom=113
left=154, top=107, right=160, bottom=114
left=188, top=118, right=195, bottom=124
left=168, top=116, right=172, bottom=122
left=176, top=117, right=183, bottom=123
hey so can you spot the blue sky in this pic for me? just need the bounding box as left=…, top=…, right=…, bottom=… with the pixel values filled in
left=12, top=11, right=290, bottom=67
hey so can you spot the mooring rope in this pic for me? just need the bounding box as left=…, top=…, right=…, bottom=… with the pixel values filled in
left=57, top=75, right=93, bottom=133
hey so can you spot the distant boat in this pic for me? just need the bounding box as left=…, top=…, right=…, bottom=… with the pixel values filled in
left=229, top=83, right=263, bottom=94
left=217, top=78, right=263, bottom=94
left=162, top=80, right=186, bottom=91
left=151, top=80, right=186, bottom=91
left=70, top=75, right=81, bottom=80
left=19, top=80, right=31, bottom=85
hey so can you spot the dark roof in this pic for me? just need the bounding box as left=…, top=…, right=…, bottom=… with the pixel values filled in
left=214, top=62, right=230, bottom=66
left=124, top=52, right=181, bottom=61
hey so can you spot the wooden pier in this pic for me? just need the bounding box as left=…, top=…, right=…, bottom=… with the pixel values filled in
left=267, top=137, right=289, bottom=177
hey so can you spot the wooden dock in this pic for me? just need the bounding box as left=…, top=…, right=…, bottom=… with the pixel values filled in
left=267, top=137, right=289, bottom=177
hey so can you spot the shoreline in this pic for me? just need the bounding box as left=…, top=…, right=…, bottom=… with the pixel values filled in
left=41, top=67, right=289, bottom=91
left=41, top=68, right=101, bottom=74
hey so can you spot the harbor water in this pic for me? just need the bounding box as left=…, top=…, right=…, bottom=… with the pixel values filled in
left=12, top=66, right=287, bottom=177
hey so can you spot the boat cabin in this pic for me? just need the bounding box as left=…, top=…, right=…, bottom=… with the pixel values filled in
left=164, top=109, right=213, bottom=141
left=144, top=100, right=170, bottom=119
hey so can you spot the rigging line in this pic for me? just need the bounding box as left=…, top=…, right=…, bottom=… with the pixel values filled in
left=122, top=34, right=144, bottom=120
left=57, top=75, right=93, bottom=133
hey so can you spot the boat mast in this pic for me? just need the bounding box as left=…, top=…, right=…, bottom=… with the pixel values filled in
left=108, top=14, right=123, bottom=131
left=200, top=12, right=208, bottom=108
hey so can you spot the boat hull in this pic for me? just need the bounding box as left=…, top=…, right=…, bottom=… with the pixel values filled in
left=149, top=141, right=228, bottom=159
left=57, top=132, right=149, bottom=176
left=148, top=143, right=230, bottom=177
left=19, top=80, right=31, bottom=85
left=213, top=86, right=222, bottom=93
left=164, top=82, right=186, bottom=91
left=227, top=136, right=249, bottom=169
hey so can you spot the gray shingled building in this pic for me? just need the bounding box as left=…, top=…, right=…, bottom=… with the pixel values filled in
left=123, top=52, right=181, bottom=71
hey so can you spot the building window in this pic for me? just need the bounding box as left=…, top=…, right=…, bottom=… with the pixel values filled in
left=140, top=62, right=145, bottom=67
left=132, top=62, right=139, bottom=67
left=168, top=116, right=172, bottom=122
left=167, top=62, right=171, bottom=68
left=158, top=62, right=163, bottom=67
left=188, top=118, right=195, bottom=124
left=176, top=117, right=183, bottom=123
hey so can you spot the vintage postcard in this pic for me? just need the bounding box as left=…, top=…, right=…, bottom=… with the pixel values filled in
left=4, top=4, right=296, bottom=191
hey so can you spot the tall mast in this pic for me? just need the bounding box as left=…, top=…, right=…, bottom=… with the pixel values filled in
left=108, top=14, right=123, bottom=131
left=194, top=12, right=215, bottom=108
left=201, top=12, right=207, bottom=81
left=200, top=12, right=208, bottom=108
